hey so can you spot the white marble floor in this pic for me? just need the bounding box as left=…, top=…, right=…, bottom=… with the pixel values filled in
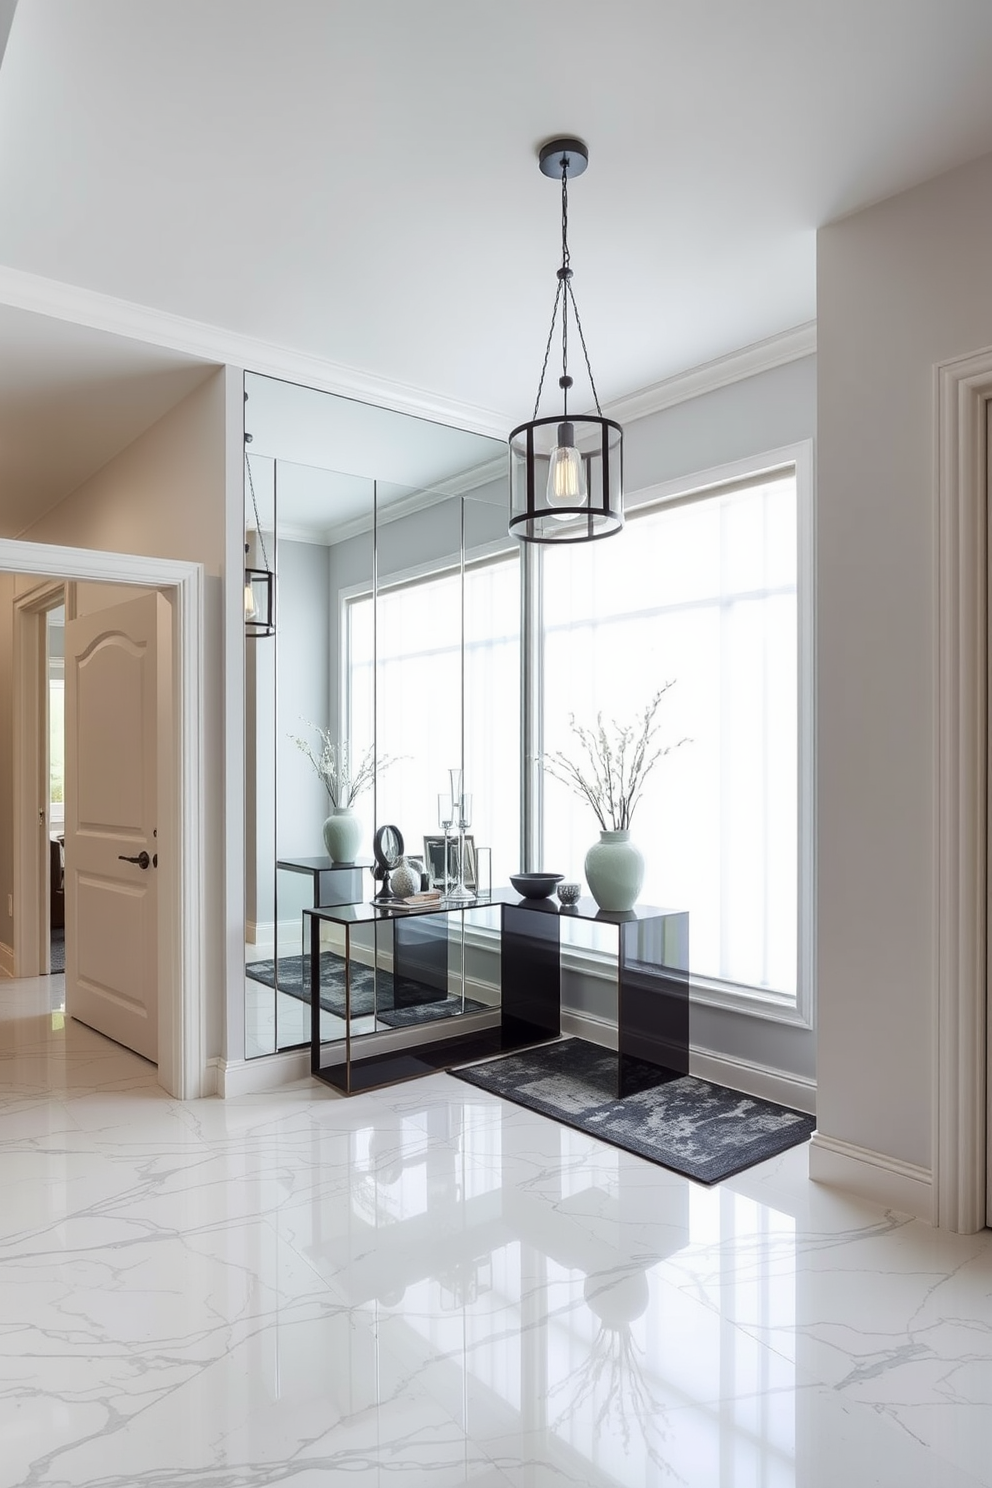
left=2, top=973, right=992, bottom=1488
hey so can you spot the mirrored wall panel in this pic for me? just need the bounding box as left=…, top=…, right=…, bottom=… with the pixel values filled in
left=243, top=374, right=516, bottom=1057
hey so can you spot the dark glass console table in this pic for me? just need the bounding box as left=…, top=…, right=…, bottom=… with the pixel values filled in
left=304, top=891, right=688, bottom=1097
left=277, top=855, right=374, bottom=909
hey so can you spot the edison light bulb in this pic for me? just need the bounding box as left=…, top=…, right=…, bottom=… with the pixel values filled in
left=244, top=580, right=256, bottom=619
left=546, top=421, right=586, bottom=518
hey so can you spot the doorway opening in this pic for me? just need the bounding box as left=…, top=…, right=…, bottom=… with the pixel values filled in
left=47, top=599, right=66, bottom=987
left=3, top=538, right=207, bottom=1098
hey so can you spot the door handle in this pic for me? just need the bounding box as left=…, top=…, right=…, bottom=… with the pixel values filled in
left=118, top=851, right=151, bottom=870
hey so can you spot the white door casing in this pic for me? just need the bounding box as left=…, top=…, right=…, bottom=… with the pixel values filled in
left=3, top=538, right=205, bottom=1098
left=935, top=350, right=992, bottom=1233
left=64, top=592, right=170, bottom=1062
left=988, top=398, right=992, bottom=1233
left=10, top=580, right=65, bottom=978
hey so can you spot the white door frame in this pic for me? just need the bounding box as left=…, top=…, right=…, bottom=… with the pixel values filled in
left=12, top=578, right=64, bottom=978
left=3, top=538, right=205, bottom=1099
left=935, top=348, right=992, bottom=1231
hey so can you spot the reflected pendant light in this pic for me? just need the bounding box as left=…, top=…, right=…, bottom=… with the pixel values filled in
left=509, top=137, right=623, bottom=543
left=244, top=435, right=275, bottom=638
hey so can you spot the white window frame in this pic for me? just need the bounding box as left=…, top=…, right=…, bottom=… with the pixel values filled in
left=339, top=533, right=522, bottom=833
left=338, top=445, right=815, bottom=1031
left=537, top=440, right=815, bottom=1030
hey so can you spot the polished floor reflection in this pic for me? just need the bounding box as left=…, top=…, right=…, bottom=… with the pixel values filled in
left=2, top=973, right=991, bottom=1487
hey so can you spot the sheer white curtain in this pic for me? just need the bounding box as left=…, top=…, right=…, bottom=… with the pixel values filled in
left=347, top=553, right=520, bottom=887
left=541, top=473, right=798, bottom=996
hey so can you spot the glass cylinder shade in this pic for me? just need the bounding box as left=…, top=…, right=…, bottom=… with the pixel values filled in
left=508, top=413, right=623, bottom=542
left=245, top=567, right=275, bottom=638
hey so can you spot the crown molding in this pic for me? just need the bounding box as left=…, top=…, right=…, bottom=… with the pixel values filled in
left=604, top=321, right=817, bottom=425
left=274, top=452, right=510, bottom=549
left=0, top=265, right=815, bottom=445
left=0, top=264, right=510, bottom=440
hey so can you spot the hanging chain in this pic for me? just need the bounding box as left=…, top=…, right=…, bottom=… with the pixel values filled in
left=244, top=448, right=271, bottom=573
left=529, top=149, right=602, bottom=422
left=531, top=278, right=563, bottom=422
left=567, top=282, right=604, bottom=417
left=560, top=158, right=570, bottom=418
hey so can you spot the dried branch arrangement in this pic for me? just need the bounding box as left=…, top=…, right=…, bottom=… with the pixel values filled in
left=291, top=722, right=387, bottom=808
left=542, top=684, right=687, bottom=831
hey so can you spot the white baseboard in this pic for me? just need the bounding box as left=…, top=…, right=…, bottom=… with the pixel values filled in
left=212, top=1049, right=312, bottom=1098
left=561, top=1008, right=816, bottom=1114
left=246, top=919, right=301, bottom=954
left=214, top=994, right=501, bottom=1098
left=0, top=940, right=13, bottom=978
left=561, top=1007, right=620, bottom=1047
left=689, top=1046, right=816, bottom=1115
left=222, top=998, right=812, bottom=1109
left=808, top=1132, right=934, bottom=1222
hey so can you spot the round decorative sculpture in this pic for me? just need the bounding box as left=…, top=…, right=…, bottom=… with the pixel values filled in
left=583, top=831, right=643, bottom=912
left=323, top=807, right=362, bottom=864
left=389, top=857, right=420, bottom=900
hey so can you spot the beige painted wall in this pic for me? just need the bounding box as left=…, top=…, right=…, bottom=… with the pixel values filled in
left=817, top=149, right=992, bottom=1171
left=0, top=572, right=13, bottom=965
left=1, top=368, right=234, bottom=1057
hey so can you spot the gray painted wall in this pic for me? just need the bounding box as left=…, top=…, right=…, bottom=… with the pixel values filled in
left=275, top=538, right=332, bottom=860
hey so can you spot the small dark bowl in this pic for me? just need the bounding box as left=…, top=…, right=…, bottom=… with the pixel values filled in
left=509, top=872, right=564, bottom=900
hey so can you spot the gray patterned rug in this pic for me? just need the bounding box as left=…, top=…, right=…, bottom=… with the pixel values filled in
left=246, top=951, right=487, bottom=1029
left=450, top=1037, right=815, bottom=1184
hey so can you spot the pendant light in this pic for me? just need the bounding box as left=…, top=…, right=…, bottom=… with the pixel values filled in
left=509, top=137, right=623, bottom=543
left=244, top=433, right=275, bottom=638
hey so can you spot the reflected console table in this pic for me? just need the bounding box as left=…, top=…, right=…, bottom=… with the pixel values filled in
left=277, top=855, right=374, bottom=909
left=305, top=891, right=688, bottom=1097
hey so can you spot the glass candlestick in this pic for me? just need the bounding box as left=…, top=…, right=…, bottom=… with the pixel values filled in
left=437, top=793, right=454, bottom=894
left=447, top=786, right=474, bottom=902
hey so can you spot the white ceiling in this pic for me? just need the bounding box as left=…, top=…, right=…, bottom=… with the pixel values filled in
left=3, top=0, right=992, bottom=533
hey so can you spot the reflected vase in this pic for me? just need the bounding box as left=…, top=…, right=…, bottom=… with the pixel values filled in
left=323, top=807, right=362, bottom=864
left=583, top=830, right=644, bottom=913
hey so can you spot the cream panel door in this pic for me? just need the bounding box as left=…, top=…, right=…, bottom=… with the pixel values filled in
left=65, top=592, right=170, bottom=1062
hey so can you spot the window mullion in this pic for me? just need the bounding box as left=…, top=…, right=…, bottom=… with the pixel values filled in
left=521, top=541, right=543, bottom=872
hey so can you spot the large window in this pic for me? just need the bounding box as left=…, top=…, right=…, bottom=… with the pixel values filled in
left=343, top=455, right=809, bottom=1014
left=541, top=465, right=805, bottom=1004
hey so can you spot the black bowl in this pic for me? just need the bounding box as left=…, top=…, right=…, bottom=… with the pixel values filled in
left=509, top=872, right=564, bottom=900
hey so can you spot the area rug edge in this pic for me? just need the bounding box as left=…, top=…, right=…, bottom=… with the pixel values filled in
left=447, top=1038, right=815, bottom=1186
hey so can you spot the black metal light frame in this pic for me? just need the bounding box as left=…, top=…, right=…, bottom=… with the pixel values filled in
left=508, top=136, right=624, bottom=544
left=245, top=564, right=276, bottom=638
left=244, top=434, right=276, bottom=638
left=508, top=412, right=623, bottom=543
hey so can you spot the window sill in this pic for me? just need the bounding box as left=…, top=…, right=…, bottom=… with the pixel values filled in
left=460, top=921, right=811, bottom=1029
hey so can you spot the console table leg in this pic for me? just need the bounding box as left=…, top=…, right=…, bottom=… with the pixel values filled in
left=500, top=903, right=561, bottom=1049
left=309, top=909, right=322, bottom=1076
left=617, top=911, right=689, bottom=1096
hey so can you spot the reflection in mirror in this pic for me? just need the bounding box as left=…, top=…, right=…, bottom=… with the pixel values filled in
left=244, top=449, right=277, bottom=1056
left=243, top=372, right=516, bottom=1058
